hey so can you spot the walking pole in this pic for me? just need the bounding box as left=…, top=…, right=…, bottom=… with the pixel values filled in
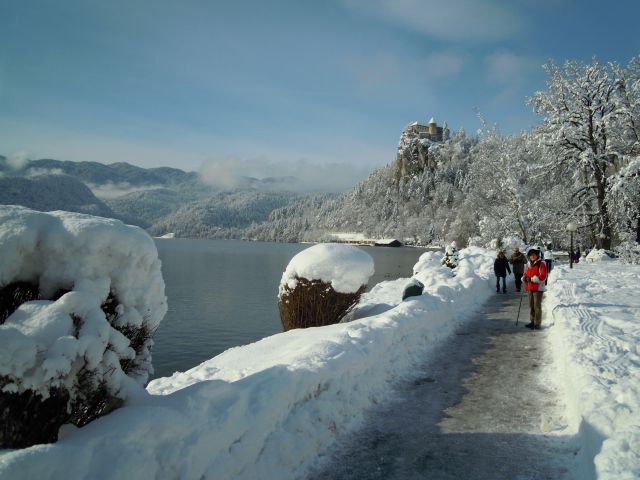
left=516, top=288, right=524, bottom=325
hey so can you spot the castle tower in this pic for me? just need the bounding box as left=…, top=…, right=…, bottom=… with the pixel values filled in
left=428, top=117, right=437, bottom=135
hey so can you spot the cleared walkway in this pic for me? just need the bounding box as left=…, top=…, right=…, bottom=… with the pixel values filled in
left=307, top=292, right=582, bottom=480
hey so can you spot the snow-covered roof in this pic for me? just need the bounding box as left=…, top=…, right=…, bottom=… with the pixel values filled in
left=374, top=238, right=403, bottom=246
left=329, top=232, right=369, bottom=241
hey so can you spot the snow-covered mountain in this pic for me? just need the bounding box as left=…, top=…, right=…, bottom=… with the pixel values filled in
left=0, top=156, right=198, bottom=188
left=0, top=155, right=306, bottom=232
left=0, top=174, right=116, bottom=218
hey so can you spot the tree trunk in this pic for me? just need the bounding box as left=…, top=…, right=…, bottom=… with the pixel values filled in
left=593, top=166, right=613, bottom=249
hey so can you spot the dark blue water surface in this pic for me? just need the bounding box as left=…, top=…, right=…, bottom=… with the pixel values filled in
left=150, top=239, right=428, bottom=380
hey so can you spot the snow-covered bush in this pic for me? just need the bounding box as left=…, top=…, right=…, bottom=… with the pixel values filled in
left=489, top=235, right=523, bottom=256
left=614, top=241, right=640, bottom=265
left=278, top=244, right=373, bottom=331
left=441, top=242, right=459, bottom=269
left=0, top=206, right=167, bottom=448
left=467, top=236, right=483, bottom=247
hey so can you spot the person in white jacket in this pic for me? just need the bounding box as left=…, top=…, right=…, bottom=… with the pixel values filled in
left=544, top=245, right=554, bottom=285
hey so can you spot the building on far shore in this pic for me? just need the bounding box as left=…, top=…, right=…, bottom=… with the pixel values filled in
left=327, top=233, right=404, bottom=247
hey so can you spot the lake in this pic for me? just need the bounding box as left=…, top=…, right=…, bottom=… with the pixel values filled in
left=150, top=238, right=431, bottom=380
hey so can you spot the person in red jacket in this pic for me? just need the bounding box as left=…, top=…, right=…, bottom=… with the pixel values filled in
left=523, top=246, right=547, bottom=330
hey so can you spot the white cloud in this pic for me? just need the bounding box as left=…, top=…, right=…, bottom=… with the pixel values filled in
left=484, top=51, right=542, bottom=107
left=486, top=52, right=535, bottom=85
left=7, top=151, right=30, bottom=170
left=342, top=0, right=523, bottom=43
left=25, top=167, right=64, bottom=177
left=422, top=52, right=466, bottom=79
left=88, top=182, right=165, bottom=199
left=345, top=51, right=404, bottom=94
left=199, top=156, right=376, bottom=193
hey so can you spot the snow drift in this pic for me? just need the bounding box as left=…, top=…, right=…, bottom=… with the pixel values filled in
left=545, top=262, right=640, bottom=479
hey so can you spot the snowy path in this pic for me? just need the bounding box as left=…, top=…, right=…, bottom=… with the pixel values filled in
left=307, top=292, right=582, bottom=480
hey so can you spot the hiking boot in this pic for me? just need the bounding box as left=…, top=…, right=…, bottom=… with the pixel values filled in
left=534, top=325, right=541, bottom=330
left=525, top=322, right=534, bottom=329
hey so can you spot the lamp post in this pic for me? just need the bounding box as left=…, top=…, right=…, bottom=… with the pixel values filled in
left=566, top=222, right=577, bottom=268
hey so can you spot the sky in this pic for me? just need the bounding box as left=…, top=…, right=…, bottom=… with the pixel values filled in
left=1, top=0, right=639, bottom=190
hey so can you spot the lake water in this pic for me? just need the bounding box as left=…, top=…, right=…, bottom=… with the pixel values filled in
left=150, top=239, right=431, bottom=380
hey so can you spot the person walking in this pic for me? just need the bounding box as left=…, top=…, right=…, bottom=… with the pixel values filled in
left=509, top=246, right=526, bottom=292
left=544, top=246, right=554, bottom=285
left=494, top=251, right=511, bottom=293
left=523, top=246, right=547, bottom=330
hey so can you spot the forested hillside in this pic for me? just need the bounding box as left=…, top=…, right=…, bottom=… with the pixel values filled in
left=147, top=190, right=302, bottom=238
left=0, top=174, right=116, bottom=218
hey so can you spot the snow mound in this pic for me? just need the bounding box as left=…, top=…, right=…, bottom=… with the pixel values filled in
left=412, top=250, right=444, bottom=275
left=585, top=248, right=615, bottom=263
left=279, top=243, right=374, bottom=296
left=0, top=206, right=167, bottom=400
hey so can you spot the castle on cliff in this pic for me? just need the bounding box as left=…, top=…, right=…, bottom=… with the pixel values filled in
left=405, top=117, right=449, bottom=142
left=394, top=116, right=450, bottom=182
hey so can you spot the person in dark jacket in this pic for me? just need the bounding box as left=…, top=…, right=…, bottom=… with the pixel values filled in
left=509, top=247, right=526, bottom=292
left=494, top=251, right=511, bottom=293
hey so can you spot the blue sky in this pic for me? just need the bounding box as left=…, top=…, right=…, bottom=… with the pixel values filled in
left=1, top=0, right=639, bottom=188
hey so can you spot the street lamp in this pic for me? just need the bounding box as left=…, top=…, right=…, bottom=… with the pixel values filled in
left=566, top=222, right=577, bottom=269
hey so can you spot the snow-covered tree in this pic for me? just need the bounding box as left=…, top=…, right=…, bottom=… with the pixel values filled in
left=528, top=58, right=634, bottom=248
left=441, top=242, right=459, bottom=268
left=608, top=157, right=640, bottom=243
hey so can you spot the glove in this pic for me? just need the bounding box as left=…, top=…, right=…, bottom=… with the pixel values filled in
left=523, top=276, right=531, bottom=283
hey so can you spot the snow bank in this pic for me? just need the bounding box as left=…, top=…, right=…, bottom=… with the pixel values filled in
left=0, top=206, right=167, bottom=400
left=0, top=247, right=495, bottom=479
left=545, top=262, right=640, bottom=479
left=584, top=248, right=615, bottom=263
left=279, top=243, right=374, bottom=295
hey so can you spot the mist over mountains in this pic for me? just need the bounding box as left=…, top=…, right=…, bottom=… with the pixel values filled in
left=0, top=174, right=116, bottom=218
left=0, top=154, right=312, bottom=235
